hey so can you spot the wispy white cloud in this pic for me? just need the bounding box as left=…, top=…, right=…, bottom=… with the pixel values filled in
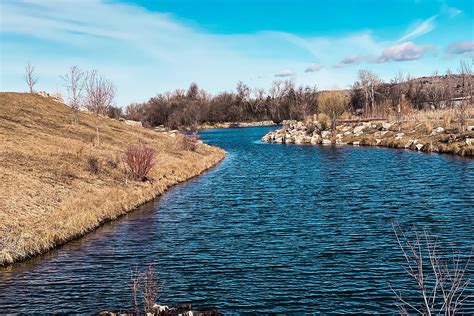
left=446, top=41, right=474, bottom=55
left=441, top=4, right=462, bottom=18
left=1, top=0, right=388, bottom=104
left=274, top=69, right=295, bottom=77
left=333, top=55, right=361, bottom=68
left=398, top=16, right=436, bottom=42
left=0, top=0, right=462, bottom=105
left=305, top=64, right=324, bottom=72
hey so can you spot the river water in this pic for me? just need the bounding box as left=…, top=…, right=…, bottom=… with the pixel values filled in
left=1, top=126, right=473, bottom=313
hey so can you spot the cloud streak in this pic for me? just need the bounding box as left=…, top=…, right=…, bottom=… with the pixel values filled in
left=305, top=64, right=323, bottom=72
left=398, top=16, right=436, bottom=42
left=274, top=69, right=295, bottom=77
left=333, top=55, right=361, bottom=68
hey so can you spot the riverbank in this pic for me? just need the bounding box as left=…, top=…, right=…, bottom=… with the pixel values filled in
left=0, top=93, right=226, bottom=265
left=194, top=120, right=276, bottom=130
left=262, top=119, right=474, bottom=156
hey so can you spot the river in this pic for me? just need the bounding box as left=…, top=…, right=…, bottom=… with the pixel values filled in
left=1, top=126, right=473, bottom=313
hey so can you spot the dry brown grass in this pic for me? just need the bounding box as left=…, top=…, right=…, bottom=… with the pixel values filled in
left=402, top=106, right=474, bottom=127
left=0, top=93, right=225, bottom=265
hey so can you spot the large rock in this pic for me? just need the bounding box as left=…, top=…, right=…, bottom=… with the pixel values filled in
left=295, top=135, right=311, bottom=144
left=322, top=139, right=332, bottom=145
left=374, top=131, right=388, bottom=138
left=124, top=120, right=143, bottom=127
left=395, top=133, right=405, bottom=140
left=321, top=130, right=331, bottom=138
left=274, top=136, right=283, bottom=143
left=381, top=122, right=392, bottom=130
left=353, top=125, right=366, bottom=134
left=432, top=126, right=445, bottom=134
left=282, top=120, right=298, bottom=126
left=310, top=134, right=321, bottom=144
left=285, top=136, right=295, bottom=144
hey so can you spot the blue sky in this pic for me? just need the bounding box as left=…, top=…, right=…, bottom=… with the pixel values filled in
left=1, top=0, right=473, bottom=106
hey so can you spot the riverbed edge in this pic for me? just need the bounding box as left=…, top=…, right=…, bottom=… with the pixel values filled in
left=1, top=149, right=226, bottom=266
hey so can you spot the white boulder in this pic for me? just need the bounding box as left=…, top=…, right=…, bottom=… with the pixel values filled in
left=432, top=127, right=444, bottom=134
left=321, top=131, right=332, bottom=138
left=353, top=125, right=366, bottom=134
left=381, top=122, right=392, bottom=130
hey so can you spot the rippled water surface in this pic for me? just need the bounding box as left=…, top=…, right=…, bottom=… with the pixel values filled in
left=1, top=126, right=474, bottom=313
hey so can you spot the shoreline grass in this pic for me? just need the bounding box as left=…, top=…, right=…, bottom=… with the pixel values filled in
left=0, top=93, right=226, bottom=265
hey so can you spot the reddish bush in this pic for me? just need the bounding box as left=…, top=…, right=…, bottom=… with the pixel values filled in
left=182, top=133, right=201, bottom=151
left=123, top=144, right=156, bottom=181
left=87, top=156, right=101, bottom=174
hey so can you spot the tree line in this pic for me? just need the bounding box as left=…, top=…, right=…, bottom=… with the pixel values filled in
left=24, top=60, right=473, bottom=131
left=125, top=61, right=472, bottom=129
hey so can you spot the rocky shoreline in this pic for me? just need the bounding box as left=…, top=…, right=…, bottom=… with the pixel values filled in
left=262, top=120, right=474, bottom=156
left=195, top=120, right=276, bottom=130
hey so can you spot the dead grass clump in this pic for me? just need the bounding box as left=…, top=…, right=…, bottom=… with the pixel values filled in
left=416, top=122, right=433, bottom=134
left=443, top=112, right=452, bottom=128
left=87, top=156, right=101, bottom=174
left=123, top=144, right=156, bottom=181
left=340, top=111, right=351, bottom=120
left=317, top=113, right=331, bottom=130
left=181, top=133, right=201, bottom=152
left=107, top=158, right=118, bottom=169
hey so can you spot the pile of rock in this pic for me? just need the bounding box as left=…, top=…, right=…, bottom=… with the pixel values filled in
left=36, top=91, right=64, bottom=103
left=262, top=120, right=392, bottom=146
left=261, top=121, right=324, bottom=145
left=261, top=119, right=474, bottom=156
left=118, top=118, right=143, bottom=127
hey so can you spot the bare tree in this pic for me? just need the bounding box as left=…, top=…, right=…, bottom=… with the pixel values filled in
left=391, top=71, right=406, bottom=131
left=84, top=70, right=116, bottom=145
left=24, top=63, right=38, bottom=93
left=130, top=263, right=161, bottom=314
left=391, top=226, right=472, bottom=315
left=269, top=80, right=283, bottom=121
left=355, top=69, right=381, bottom=116
left=458, top=60, right=473, bottom=131
left=61, top=66, right=85, bottom=124
left=444, top=68, right=453, bottom=108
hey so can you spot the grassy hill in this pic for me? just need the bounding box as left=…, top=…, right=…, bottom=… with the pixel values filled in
left=0, top=93, right=225, bottom=265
